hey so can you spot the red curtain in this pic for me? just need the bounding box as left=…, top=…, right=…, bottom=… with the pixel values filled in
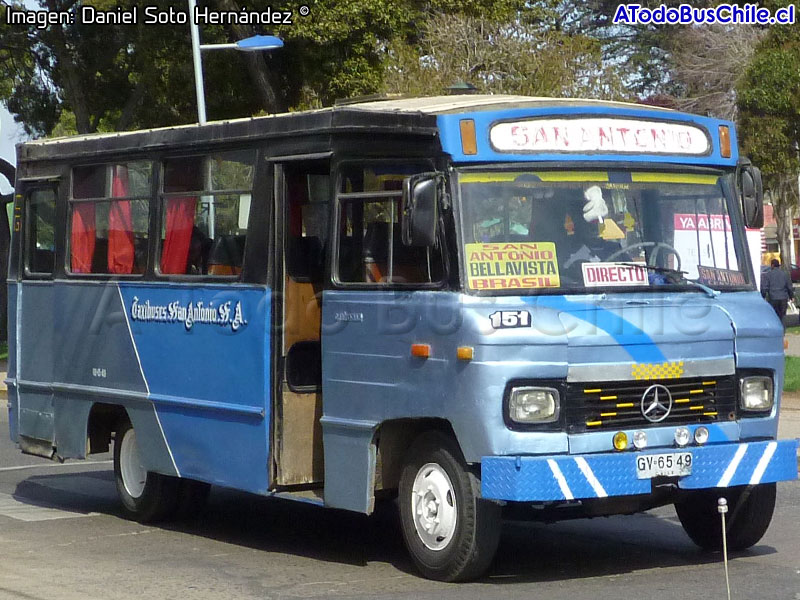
left=71, top=203, right=96, bottom=273
left=161, top=196, right=196, bottom=274
left=108, top=166, right=135, bottom=274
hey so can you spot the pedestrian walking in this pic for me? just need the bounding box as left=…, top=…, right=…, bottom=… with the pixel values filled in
left=761, top=258, right=795, bottom=325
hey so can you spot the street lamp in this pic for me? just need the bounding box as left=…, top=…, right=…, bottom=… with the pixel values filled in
left=188, top=0, right=284, bottom=125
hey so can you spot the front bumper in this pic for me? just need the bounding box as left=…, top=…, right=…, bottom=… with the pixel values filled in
left=481, top=439, right=799, bottom=501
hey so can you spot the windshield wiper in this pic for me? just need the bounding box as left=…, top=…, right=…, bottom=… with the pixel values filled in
left=617, top=263, right=719, bottom=298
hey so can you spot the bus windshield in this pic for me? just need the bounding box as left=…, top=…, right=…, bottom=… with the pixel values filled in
left=458, top=169, right=750, bottom=293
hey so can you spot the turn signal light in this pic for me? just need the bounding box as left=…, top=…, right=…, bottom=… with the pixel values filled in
left=719, top=125, right=731, bottom=158
left=411, top=344, right=431, bottom=358
left=457, top=346, right=474, bottom=361
left=613, top=431, right=628, bottom=451
left=460, top=119, right=478, bottom=155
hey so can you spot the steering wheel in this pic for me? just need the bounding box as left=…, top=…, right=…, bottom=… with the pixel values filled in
left=606, top=242, right=682, bottom=271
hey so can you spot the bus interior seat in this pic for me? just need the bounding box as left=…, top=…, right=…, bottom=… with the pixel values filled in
left=288, top=236, right=323, bottom=281
left=363, top=222, right=389, bottom=282
left=91, top=238, right=108, bottom=273
left=208, top=234, right=245, bottom=276
left=337, top=236, right=361, bottom=282
left=133, top=237, right=148, bottom=274
left=362, top=221, right=428, bottom=283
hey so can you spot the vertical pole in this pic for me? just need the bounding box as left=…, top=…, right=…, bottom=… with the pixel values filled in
left=188, top=0, right=207, bottom=125
left=718, top=498, right=731, bottom=600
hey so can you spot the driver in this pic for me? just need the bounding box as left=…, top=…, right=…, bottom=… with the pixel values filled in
left=562, top=186, right=626, bottom=270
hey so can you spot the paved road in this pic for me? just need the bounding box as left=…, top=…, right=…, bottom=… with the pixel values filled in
left=0, top=406, right=798, bottom=599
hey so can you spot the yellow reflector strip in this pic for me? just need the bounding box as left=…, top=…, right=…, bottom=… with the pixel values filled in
left=689, top=389, right=704, bottom=394
left=616, top=402, right=635, bottom=408
left=689, top=405, right=705, bottom=411
left=631, top=172, right=719, bottom=185
left=458, top=171, right=609, bottom=183
left=586, top=420, right=602, bottom=427
left=702, top=381, right=717, bottom=386
left=600, top=412, right=617, bottom=417
left=460, top=119, right=477, bottom=155
left=600, top=395, right=618, bottom=400
left=675, top=398, right=690, bottom=404
left=584, top=389, right=602, bottom=394
left=533, top=171, right=609, bottom=182
left=704, top=411, right=718, bottom=416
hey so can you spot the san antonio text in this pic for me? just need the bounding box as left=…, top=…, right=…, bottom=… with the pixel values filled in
left=130, top=297, right=247, bottom=332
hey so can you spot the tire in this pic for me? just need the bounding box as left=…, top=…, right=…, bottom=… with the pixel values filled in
left=675, top=483, right=776, bottom=551
left=398, top=431, right=501, bottom=582
left=114, top=417, right=179, bottom=523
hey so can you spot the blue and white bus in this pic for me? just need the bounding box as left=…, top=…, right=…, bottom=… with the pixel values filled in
left=8, top=95, right=798, bottom=581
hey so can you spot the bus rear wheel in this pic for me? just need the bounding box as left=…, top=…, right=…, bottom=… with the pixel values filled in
left=114, top=417, right=178, bottom=523
left=674, top=483, right=776, bottom=551
left=398, top=431, right=501, bottom=582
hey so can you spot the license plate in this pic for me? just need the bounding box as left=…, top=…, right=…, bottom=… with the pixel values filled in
left=636, top=452, right=693, bottom=479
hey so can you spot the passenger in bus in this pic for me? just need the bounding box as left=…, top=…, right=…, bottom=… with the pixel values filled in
left=530, top=186, right=623, bottom=281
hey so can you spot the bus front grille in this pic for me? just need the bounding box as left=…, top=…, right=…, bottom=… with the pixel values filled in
left=564, top=376, right=737, bottom=433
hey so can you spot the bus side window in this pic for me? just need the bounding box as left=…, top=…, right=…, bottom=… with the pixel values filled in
left=69, top=163, right=150, bottom=275
left=336, top=164, right=444, bottom=285
left=26, top=188, right=57, bottom=275
left=160, top=151, right=255, bottom=277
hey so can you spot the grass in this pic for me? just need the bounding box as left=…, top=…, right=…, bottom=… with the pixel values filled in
left=0, top=341, right=6, bottom=361
left=787, top=326, right=800, bottom=335
left=785, top=356, right=800, bottom=392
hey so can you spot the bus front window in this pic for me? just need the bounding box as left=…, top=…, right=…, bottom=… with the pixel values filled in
left=458, top=170, right=750, bottom=293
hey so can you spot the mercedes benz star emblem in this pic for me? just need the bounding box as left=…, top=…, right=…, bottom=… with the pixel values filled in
left=640, top=384, right=673, bottom=423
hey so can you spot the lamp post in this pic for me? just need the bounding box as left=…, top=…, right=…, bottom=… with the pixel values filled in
left=188, top=0, right=284, bottom=124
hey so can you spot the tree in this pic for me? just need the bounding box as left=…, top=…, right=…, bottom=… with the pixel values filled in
left=737, top=20, right=800, bottom=269
left=0, top=0, right=271, bottom=135
left=381, top=12, right=627, bottom=100
left=669, top=24, right=763, bottom=120
left=0, top=0, right=582, bottom=135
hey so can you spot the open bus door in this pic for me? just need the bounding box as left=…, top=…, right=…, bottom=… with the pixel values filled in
left=271, top=160, right=329, bottom=487
left=10, top=177, right=59, bottom=457
left=1, top=157, right=15, bottom=342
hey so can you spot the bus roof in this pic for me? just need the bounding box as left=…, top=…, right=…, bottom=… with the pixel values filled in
left=18, top=95, right=735, bottom=168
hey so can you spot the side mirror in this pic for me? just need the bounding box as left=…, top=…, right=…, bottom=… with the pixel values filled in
left=401, top=173, right=441, bottom=247
left=738, top=163, right=764, bottom=228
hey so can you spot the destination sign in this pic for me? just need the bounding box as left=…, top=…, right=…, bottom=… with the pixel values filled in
left=465, top=242, right=560, bottom=290
left=489, top=118, right=710, bottom=156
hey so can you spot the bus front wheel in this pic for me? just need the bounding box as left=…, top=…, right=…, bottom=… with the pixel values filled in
left=398, top=431, right=501, bottom=582
left=113, top=417, right=178, bottom=523
left=674, top=483, right=776, bottom=551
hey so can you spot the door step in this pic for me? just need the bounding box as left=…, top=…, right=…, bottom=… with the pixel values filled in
left=268, top=488, right=324, bottom=506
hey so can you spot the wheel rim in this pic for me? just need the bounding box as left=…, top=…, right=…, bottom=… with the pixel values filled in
left=119, top=428, right=147, bottom=499
left=410, top=462, right=458, bottom=551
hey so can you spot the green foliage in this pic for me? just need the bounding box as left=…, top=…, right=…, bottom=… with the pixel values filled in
left=784, top=356, right=800, bottom=392
left=382, top=13, right=627, bottom=99
left=3, top=0, right=763, bottom=138
left=737, top=15, right=800, bottom=181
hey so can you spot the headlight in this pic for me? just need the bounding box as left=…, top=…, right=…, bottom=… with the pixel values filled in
left=740, top=376, right=773, bottom=411
left=508, top=387, right=559, bottom=424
